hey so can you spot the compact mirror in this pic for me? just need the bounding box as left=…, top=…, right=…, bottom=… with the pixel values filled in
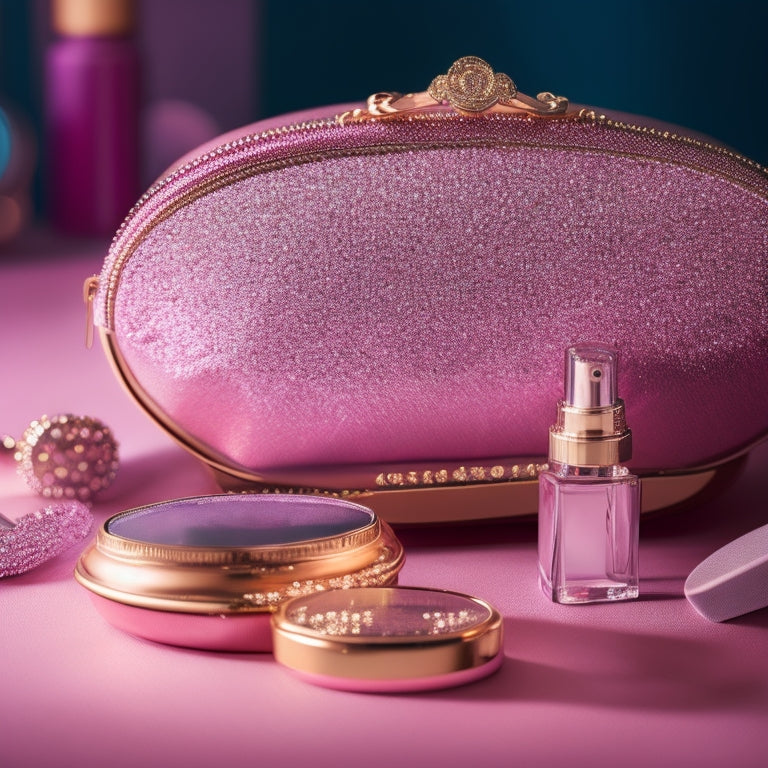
left=75, top=494, right=404, bottom=652
left=106, top=494, right=376, bottom=547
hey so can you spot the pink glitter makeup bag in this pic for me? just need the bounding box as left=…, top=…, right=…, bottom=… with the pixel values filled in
left=87, top=57, right=768, bottom=523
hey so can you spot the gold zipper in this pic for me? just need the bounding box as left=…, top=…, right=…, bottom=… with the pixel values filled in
left=577, top=108, right=766, bottom=172
left=83, top=275, right=99, bottom=348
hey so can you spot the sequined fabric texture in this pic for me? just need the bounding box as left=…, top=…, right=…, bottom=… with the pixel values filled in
left=97, top=114, right=768, bottom=476
left=0, top=501, right=92, bottom=577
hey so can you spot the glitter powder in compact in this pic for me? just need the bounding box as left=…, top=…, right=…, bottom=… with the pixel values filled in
left=271, top=586, right=504, bottom=692
left=74, top=494, right=404, bottom=652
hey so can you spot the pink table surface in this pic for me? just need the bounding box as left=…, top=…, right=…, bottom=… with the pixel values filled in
left=1, top=234, right=767, bottom=768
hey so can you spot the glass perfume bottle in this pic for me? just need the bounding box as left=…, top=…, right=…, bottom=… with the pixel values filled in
left=538, top=343, right=640, bottom=604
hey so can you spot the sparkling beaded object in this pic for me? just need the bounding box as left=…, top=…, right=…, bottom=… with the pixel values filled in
left=0, top=500, right=93, bottom=578
left=12, top=414, right=119, bottom=501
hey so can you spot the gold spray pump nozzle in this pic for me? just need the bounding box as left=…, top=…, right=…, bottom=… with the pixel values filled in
left=548, top=343, right=632, bottom=467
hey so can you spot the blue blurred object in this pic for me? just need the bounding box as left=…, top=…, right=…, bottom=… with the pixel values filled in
left=0, top=106, right=10, bottom=179
left=0, top=103, right=36, bottom=244
left=0, top=0, right=41, bottom=225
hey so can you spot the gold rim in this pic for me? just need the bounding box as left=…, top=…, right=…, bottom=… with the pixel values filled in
left=95, top=495, right=382, bottom=565
left=271, top=587, right=503, bottom=681
left=74, top=496, right=405, bottom=614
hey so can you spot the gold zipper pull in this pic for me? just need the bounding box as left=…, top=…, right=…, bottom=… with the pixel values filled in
left=339, top=56, right=570, bottom=124
left=83, top=275, right=99, bottom=349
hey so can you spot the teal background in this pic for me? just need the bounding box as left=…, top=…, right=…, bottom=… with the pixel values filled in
left=0, top=106, right=10, bottom=177
left=1, top=0, right=766, bottom=179
left=261, top=0, right=768, bottom=164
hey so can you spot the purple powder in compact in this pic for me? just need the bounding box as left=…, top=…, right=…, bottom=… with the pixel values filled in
left=107, top=494, right=375, bottom=546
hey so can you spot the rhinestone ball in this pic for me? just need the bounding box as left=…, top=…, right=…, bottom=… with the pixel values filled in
left=14, top=414, right=119, bottom=502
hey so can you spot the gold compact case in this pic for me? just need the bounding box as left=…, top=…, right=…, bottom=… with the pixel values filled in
left=75, top=494, right=404, bottom=651
left=271, top=586, right=504, bottom=692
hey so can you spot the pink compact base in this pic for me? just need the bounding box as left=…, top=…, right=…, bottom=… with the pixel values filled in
left=75, top=494, right=405, bottom=652
left=285, top=651, right=505, bottom=693
left=88, top=594, right=273, bottom=652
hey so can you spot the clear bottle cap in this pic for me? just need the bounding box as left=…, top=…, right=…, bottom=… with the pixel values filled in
left=564, top=343, right=618, bottom=409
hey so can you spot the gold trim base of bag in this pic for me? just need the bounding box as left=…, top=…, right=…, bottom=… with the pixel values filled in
left=211, top=457, right=746, bottom=525
left=98, top=324, right=751, bottom=525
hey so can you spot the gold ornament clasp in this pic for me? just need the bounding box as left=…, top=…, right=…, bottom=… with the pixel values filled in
left=428, top=56, right=518, bottom=114
left=339, top=56, right=570, bottom=124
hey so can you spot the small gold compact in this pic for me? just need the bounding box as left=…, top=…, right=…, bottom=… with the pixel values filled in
left=272, top=586, right=504, bottom=692
left=75, top=494, right=404, bottom=651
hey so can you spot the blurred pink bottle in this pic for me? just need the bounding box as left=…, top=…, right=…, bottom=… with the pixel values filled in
left=46, top=0, right=140, bottom=235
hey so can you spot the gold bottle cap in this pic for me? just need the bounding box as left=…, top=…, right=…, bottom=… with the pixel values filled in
left=549, top=343, right=632, bottom=467
left=75, top=494, right=404, bottom=614
left=272, top=586, right=504, bottom=692
left=52, top=0, right=136, bottom=37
